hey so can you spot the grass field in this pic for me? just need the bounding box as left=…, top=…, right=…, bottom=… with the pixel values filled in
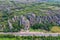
left=0, top=38, right=17, bottom=40
left=0, top=36, right=60, bottom=40
left=0, top=34, right=60, bottom=40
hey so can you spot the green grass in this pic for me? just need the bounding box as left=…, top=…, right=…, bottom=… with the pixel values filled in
left=0, top=38, right=17, bottom=40
left=29, top=28, right=48, bottom=32
left=0, top=34, right=60, bottom=40
left=0, top=36, right=60, bottom=40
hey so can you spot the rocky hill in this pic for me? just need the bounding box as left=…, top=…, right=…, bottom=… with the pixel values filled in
left=0, top=1, right=60, bottom=32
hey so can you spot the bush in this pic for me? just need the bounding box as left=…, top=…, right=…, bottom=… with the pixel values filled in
left=51, top=26, right=60, bottom=33
left=0, top=34, right=15, bottom=38
left=31, top=23, right=52, bottom=31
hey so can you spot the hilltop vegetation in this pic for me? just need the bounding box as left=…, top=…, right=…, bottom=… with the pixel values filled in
left=0, top=1, right=60, bottom=32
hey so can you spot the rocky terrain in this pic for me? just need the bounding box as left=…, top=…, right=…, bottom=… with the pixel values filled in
left=0, top=1, right=60, bottom=32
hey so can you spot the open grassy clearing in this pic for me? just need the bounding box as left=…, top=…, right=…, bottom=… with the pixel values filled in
left=0, top=38, right=17, bottom=40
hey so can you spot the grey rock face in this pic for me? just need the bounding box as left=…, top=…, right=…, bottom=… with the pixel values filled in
left=0, top=24, right=3, bottom=31
left=26, top=13, right=36, bottom=26
left=8, top=20, right=13, bottom=29
left=20, top=15, right=30, bottom=30
left=7, top=10, right=60, bottom=30
left=12, top=15, right=19, bottom=22
left=36, top=16, right=42, bottom=23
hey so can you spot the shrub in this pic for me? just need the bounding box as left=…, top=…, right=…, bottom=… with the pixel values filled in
left=51, top=26, right=60, bottom=33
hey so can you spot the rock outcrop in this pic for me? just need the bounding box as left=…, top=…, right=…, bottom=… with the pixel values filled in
left=8, top=20, right=13, bottom=29
left=20, top=15, right=30, bottom=30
